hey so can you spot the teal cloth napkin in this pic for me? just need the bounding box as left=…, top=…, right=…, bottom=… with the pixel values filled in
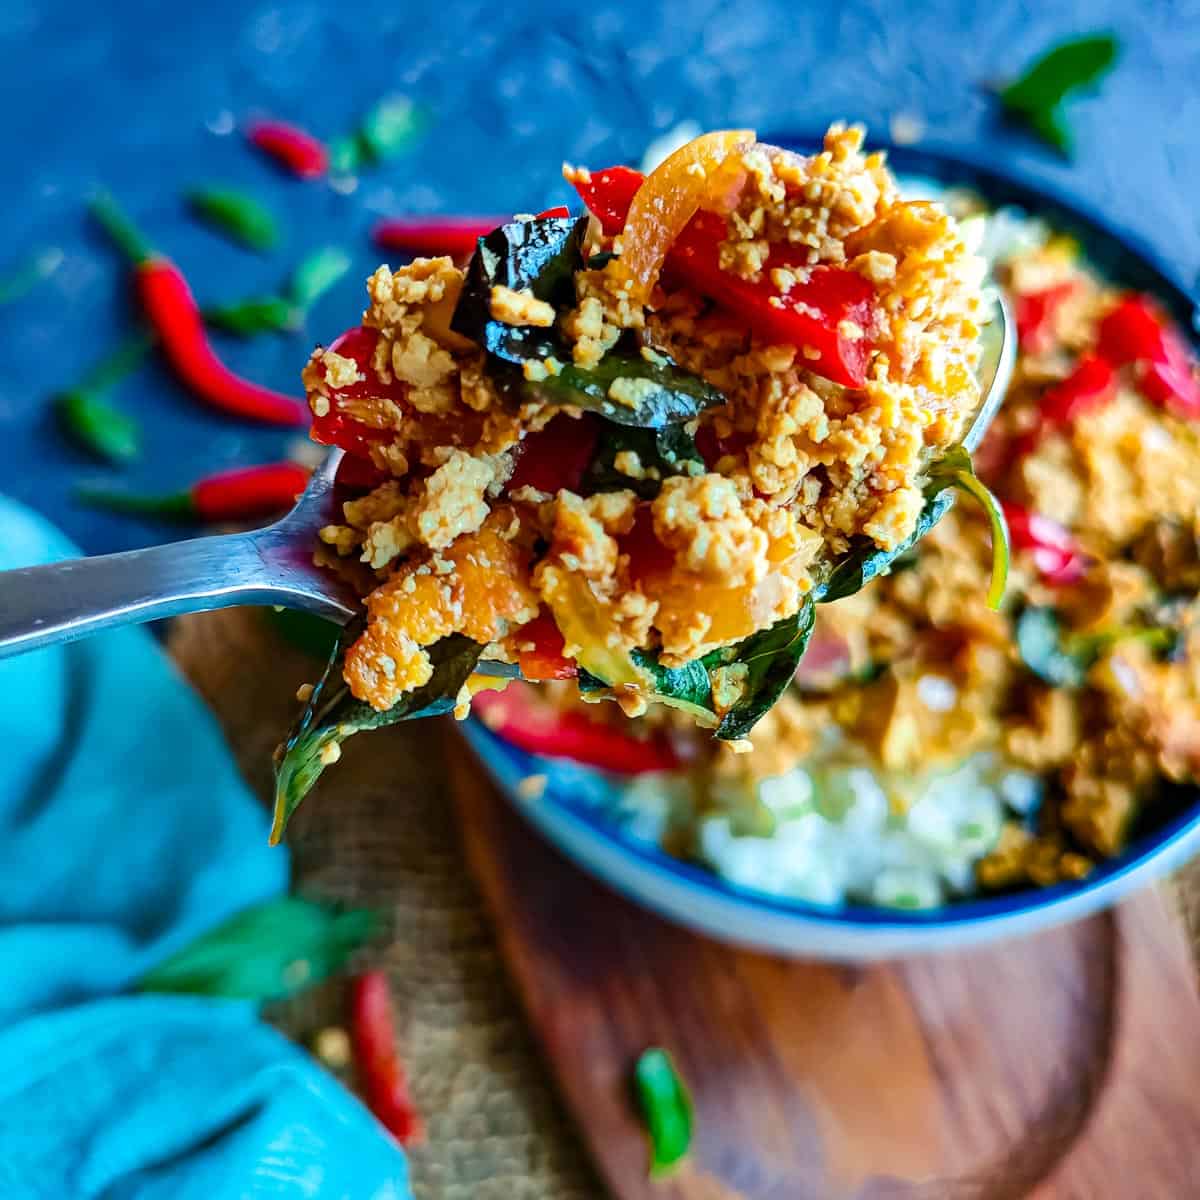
left=0, top=495, right=409, bottom=1199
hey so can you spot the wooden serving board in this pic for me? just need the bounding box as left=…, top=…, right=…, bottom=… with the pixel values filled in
left=448, top=738, right=1200, bottom=1199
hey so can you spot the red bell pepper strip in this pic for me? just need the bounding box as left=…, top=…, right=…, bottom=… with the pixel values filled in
left=516, top=611, right=577, bottom=681
left=90, top=194, right=308, bottom=427
left=349, top=971, right=424, bottom=1146
left=1097, top=294, right=1200, bottom=420
left=1014, top=280, right=1080, bottom=355
left=506, top=413, right=600, bottom=494
left=309, top=326, right=409, bottom=458
left=569, top=165, right=645, bottom=235
left=247, top=119, right=329, bottom=179
left=472, top=687, right=679, bottom=774
left=1038, top=353, right=1116, bottom=427
left=78, top=462, right=311, bottom=522
left=1002, top=501, right=1087, bottom=584
left=570, top=169, right=877, bottom=388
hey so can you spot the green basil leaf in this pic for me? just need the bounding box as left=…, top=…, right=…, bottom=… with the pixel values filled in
left=1015, top=606, right=1089, bottom=688
left=204, top=295, right=302, bottom=337
left=451, top=216, right=588, bottom=364
left=359, top=96, right=427, bottom=163
left=137, top=896, right=376, bottom=1002
left=519, top=349, right=725, bottom=428
left=583, top=422, right=703, bottom=499
left=289, top=246, right=353, bottom=309
left=998, top=34, right=1119, bottom=156
left=272, top=625, right=483, bottom=843
left=633, top=1048, right=694, bottom=1178
left=632, top=648, right=714, bottom=712
left=188, top=186, right=280, bottom=251
left=715, top=599, right=816, bottom=739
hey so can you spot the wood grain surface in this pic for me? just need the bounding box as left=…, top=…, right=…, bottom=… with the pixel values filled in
left=450, top=734, right=1200, bottom=1200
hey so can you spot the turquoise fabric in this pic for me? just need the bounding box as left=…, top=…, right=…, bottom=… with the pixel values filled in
left=0, top=496, right=409, bottom=1199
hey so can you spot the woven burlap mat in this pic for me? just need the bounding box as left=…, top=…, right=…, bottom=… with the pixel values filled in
left=167, top=606, right=1200, bottom=1200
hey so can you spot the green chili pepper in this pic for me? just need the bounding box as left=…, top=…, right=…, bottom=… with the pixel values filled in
left=188, top=186, right=280, bottom=251
left=55, top=334, right=152, bottom=463
left=0, top=246, right=63, bottom=305
left=633, top=1048, right=693, bottom=1178
left=203, top=295, right=302, bottom=337
left=289, top=246, right=352, bottom=308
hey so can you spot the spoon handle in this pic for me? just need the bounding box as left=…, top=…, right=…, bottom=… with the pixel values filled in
left=0, top=528, right=348, bottom=660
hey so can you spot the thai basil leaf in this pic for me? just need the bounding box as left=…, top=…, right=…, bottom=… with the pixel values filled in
left=272, top=626, right=483, bottom=843
left=631, top=648, right=714, bottom=712
left=451, top=216, right=588, bottom=364
left=583, top=422, right=703, bottom=499
left=633, top=1048, right=694, bottom=1178
left=997, top=34, right=1119, bottom=155
left=1017, top=606, right=1174, bottom=688
left=138, top=896, right=376, bottom=1002
left=519, top=348, right=725, bottom=428
left=716, top=599, right=816, bottom=739
left=289, top=246, right=353, bottom=309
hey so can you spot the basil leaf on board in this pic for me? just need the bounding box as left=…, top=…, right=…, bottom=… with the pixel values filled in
left=138, top=896, right=376, bottom=1002
left=518, top=348, right=725, bottom=428
left=272, top=626, right=484, bottom=843
left=451, top=216, right=588, bottom=364
left=715, top=599, right=816, bottom=739
left=997, top=34, right=1120, bottom=155
left=289, top=246, right=353, bottom=309
left=583, top=422, right=703, bottom=499
left=633, top=1048, right=694, bottom=1178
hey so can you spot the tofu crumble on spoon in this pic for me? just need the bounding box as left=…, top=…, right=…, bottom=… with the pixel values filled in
left=271, top=125, right=1000, bottom=837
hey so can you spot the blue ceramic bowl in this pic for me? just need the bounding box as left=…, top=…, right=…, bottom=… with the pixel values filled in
left=463, top=138, right=1200, bottom=960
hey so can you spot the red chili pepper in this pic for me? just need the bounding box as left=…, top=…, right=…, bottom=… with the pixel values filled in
left=506, top=413, right=599, bottom=494
left=248, top=119, right=329, bottom=179
left=516, top=611, right=578, bottom=681
left=349, top=971, right=424, bottom=1146
left=1038, top=352, right=1116, bottom=427
left=571, top=169, right=877, bottom=387
left=373, top=216, right=504, bottom=258
left=1098, top=294, right=1200, bottom=420
left=472, top=686, right=679, bottom=773
left=77, top=462, right=311, bottom=522
left=1015, top=280, right=1079, bottom=355
left=90, top=194, right=308, bottom=427
left=1002, top=501, right=1087, bottom=584
left=569, top=165, right=645, bottom=234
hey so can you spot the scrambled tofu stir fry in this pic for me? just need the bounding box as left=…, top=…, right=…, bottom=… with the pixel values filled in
left=481, top=205, right=1200, bottom=901
left=275, top=126, right=991, bottom=831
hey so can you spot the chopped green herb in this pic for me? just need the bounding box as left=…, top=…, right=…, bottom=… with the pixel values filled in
left=633, top=1048, right=693, bottom=1178
left=188, top=186, right=281, bottom=251
left=997, top=34, right=1120, bottom=155
left=0, top=246, right=63, bottom=305
left=289, top=246, right=353, bottom=308
left=137, top=895, right=376, bottom=1002
left=203, top=295, right=302, bottom=337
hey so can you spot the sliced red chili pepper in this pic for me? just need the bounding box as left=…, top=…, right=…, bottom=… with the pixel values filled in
left=1014, top=280, right=1080, bottom=355
left=78, top=461, right=310, bottom=522
left=1038, top=353, right=1116, bottom=427
left=372, top=216, right=503, bottom=258
left=90, top=194, right=308, bottom=427
left=507, top=413, right=600, bottom=494
left=1097, top=294, right=1200, bottom=420
left=248, top=119, right=329, bottom=180
left=572, top=167, right=877, bottom=387
left=472, top=686, right=678, bottom=773
left=1002, top=501, right=1087, bottom=584
left=568, top=165, right=645, bottom=235
left=349, top=971, right=424, bottom=1146
left=516, top=611, right=577, bottom=681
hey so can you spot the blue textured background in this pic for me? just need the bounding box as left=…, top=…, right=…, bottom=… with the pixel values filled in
left=2, top=0, right=1198, bottom=554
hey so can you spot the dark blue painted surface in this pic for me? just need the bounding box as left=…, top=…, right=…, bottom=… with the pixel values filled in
left=1, top=0, right=1199, bottom=554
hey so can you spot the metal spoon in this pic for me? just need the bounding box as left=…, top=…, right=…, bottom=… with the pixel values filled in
left=0, top=296, right=1013, bottom=666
